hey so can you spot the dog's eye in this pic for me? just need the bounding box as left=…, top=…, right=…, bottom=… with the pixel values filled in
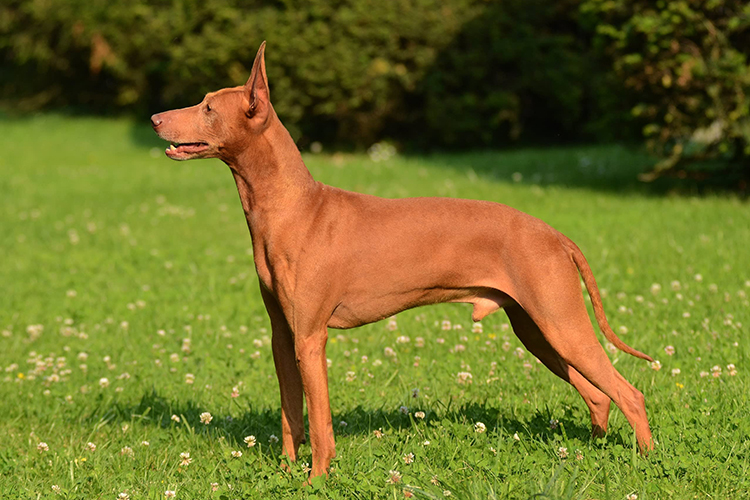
left=205, top=103, right=212, bottom=112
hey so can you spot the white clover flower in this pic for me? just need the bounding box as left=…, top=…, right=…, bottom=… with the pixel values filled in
left=403, top=452, right=414, bottom=464
left=474, top=422, right=486, bottom=433
left=414, top=411, right=425, bottom=419
left=244, top=435, right=256, bottom=447
left=200, top=412, right=212, bottom=425
left=37, top=442, right=49, bottom=452
left=179, top=452, right=192, bottom=466
left=268, top=434, right=279, bottom=444
left=231, top=450, right=242, bottom=458
left=165, top=491, right=176, bottom=499
left=558, top=446, right=568, bottom=459
left=456, top=371, right=473, bottom=384
left=99, top=377, right=110, bottom=388
left=387, top=470, right=402, bottom=484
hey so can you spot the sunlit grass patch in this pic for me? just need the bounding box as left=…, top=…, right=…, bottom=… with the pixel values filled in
left=0, top=115, right=749, bottom=499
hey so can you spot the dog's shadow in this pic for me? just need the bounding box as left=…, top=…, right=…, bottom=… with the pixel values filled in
left=83, top=390, right=628, bottom=458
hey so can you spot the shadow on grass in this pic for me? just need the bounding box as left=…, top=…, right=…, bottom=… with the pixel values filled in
left=410, top=144, right=730, bottom=197
left=83, top=389, right=628, bottom=458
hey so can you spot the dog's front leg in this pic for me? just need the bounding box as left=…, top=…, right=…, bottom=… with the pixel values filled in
left=261, top=288, right=305, bottom=466
left=295, top=327, right=336, bottom=480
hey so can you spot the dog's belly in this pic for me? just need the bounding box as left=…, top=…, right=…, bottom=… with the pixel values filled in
left=327, top=286, right=513, bottom=329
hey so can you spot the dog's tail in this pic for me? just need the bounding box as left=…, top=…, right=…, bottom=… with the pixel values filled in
left=561, top=235, right=654, bottom=362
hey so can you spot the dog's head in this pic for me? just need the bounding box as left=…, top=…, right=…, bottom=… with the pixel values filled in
left=151, top=42, right=272, bottom=162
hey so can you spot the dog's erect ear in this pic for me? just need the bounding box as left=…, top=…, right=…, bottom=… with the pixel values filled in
left=245, top=41, right=269, bottom=119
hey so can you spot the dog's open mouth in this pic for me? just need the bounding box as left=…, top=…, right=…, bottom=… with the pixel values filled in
left=165, top=142, right=209, bottom=159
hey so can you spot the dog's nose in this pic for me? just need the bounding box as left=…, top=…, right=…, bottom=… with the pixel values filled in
left=151, top=114, right=163, bottom=128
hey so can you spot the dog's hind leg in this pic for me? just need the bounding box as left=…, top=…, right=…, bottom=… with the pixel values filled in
left=514, top=270, right=653, bottom=451
left=505, top=303, right=611, bottom=437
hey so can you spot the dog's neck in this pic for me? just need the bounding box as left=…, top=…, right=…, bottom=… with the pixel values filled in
left=225, top=113, right=318, bottom=235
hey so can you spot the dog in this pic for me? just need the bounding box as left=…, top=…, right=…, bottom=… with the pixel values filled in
left=151, top=42, right=654, bottom=480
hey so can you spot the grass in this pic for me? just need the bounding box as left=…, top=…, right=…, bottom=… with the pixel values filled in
left=1, top=114, right=749, bottom=499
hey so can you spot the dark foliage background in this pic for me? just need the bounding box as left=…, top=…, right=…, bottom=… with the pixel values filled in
left=1, top=0, right=748, bottom=180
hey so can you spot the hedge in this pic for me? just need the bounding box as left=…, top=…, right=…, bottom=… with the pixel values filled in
left=2, top=0, right=748, bottom=182
left=0, top=0, right=613, bottom=147
left=582, top=0, right=750, bottom=184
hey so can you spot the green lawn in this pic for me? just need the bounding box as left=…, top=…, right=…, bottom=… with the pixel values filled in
left=1, top=114, right=749, bottom=499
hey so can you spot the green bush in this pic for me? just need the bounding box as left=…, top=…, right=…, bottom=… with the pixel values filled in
left=581, top=0, right=750, bottom=184
left=415, top=0, right=593, bottom=147
left=2, top=0, right=748, bottom=181
left=0, top=0, right=464, bottom=144
left=0, top=0, right=603, bottom=147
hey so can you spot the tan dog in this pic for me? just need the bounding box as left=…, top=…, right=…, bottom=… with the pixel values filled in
left=151, top=42, right=654, bottom=479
